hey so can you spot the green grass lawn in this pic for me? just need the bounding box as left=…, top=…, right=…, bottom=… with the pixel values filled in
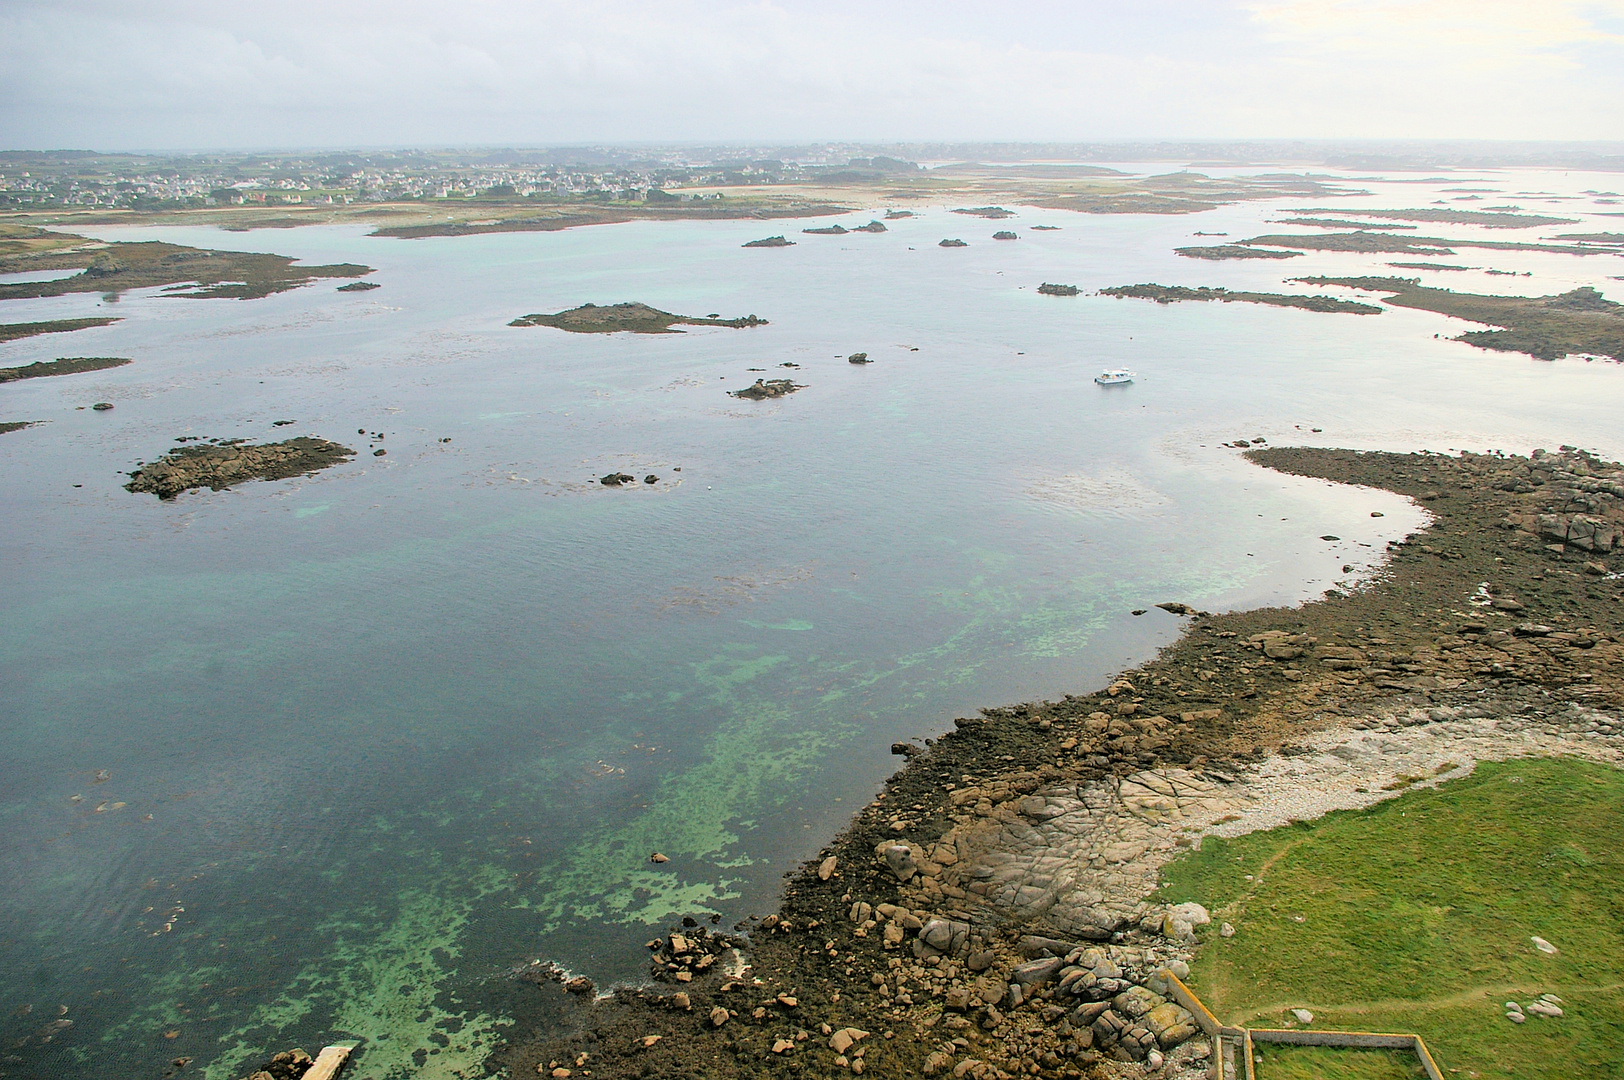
left=1156, top=756, right=1624, bottom=1080
left=1253, top=1045, right=1424, bottom=1079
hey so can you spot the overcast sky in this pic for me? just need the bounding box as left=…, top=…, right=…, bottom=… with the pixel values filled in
left=3, top=0, right=1622, bottom=151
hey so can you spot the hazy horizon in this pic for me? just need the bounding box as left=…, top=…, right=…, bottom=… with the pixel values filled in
left=4, top=0, right=1622, bottom=153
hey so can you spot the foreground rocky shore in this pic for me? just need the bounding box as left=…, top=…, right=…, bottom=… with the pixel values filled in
left=489, top=444, right=1622, bottom=1080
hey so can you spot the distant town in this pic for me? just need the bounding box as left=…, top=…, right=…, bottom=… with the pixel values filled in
left=0, top=147, right=930, bottom=210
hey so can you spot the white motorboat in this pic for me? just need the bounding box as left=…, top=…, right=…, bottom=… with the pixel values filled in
left=1094, top=369, right=1134, bottom=385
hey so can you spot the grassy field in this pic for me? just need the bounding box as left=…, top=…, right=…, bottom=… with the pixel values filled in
left=1157, top=757, right=1624, bottom=1080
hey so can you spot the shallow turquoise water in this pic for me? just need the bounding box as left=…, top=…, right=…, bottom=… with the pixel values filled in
left=1, top=167, right=1621, bottom=1079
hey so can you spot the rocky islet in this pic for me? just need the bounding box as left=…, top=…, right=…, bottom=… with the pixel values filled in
left=125, top=437, right=357, bottom=499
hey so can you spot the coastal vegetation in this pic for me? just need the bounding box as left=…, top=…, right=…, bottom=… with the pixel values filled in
left=1100, top=283, right=1383, bottom=315
left=0, top=316, right=121, bottom=342
left=0, top=355, right=132, bottom=382
left=1293, top=277, right=1624, bottom=360
left=1160, top=756, right=1624, bottom=1079
left=0, top=228, right=371, bottom=300
left=508, top=302, right=766, bottom=334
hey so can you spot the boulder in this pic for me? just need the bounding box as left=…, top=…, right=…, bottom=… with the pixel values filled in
left=883, top=843, right=918, bottom=881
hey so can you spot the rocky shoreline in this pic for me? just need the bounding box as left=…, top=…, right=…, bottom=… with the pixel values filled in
left=495, top=444, right=1623, bottom=1080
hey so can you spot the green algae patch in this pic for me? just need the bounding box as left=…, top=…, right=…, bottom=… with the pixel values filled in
left=1293, top=276, right=1624, bottom=361
left=508, top=302, right=766, bottom=334
left=202, top=862, right=513, bottom=1080
left=1159, top=757, right=1624, bottom=1080
left=1100, top=283, right=1382, bottom=315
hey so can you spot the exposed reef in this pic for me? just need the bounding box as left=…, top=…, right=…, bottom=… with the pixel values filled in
left=1275, top=217, right=1419, bottom=230
left=1284, top=208, right=1579, bottom=229
left=0, top=421, right=37, bottom=435
left=729, top=378, right=804, bottom=400
left=0, top=317, right=121, bottom=343
left=1293, top=277, right=1624, bottom=361
left=1551, top=233, right=1624, bottom=246
left=1037, top=283, right=1080, bottom=296
left=1387, top=262, right=1476, bottom=272
left=0, top=228, right=372, bottom=300
left=125, top=437, right=356, bottom=500
left=509, top=303, right=766, bottom=334
left=884, top=210, right=915, bottom=219
left=0, top=356, right=132, bottom=383
left=743, top=236, right=795, bottom=247
left=1232, top=231, right=1609, bottom=258
left=1100, top=283, right=1382, bottom=315
left=1175, top=245, right=1303, bottom=261
left=954, top=207, right=1014, bottom=219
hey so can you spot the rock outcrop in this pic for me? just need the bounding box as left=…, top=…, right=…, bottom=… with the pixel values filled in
left=126, top=437, right=356, bottom=499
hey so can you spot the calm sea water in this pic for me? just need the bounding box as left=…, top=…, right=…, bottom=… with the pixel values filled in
left=2, top=166, right=1621, bottom=1079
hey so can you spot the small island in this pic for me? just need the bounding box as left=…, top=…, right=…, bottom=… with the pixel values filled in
left=992, top=231, right=1018, bottom=240
left=509, top=303, right=766, bottom=334
left=729, top=378, right=804, bottom=400
left=0, top=421, right=37, bottom=435
left=802, top=224, right=848, bottom=235
left=1037, top=283, right=1079, bottom=296
left=1100, top=283, right=1383, bottom=314
left=851, top=220, right=888, bottom=233
left=337, top=281, right=381, bottom=291
left=1, top=356, right=133, bottom=383
left=743, top=235, right=795, bottom=247
left=953, top=206, right=1013, bottom=218
left=1175, top=244, right=1304, bottom=260
left=126, top=437, right=356, bottom=500
left=883, top=210, right=915, bottom=219
left=939, top=238, right=968, bottom=248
